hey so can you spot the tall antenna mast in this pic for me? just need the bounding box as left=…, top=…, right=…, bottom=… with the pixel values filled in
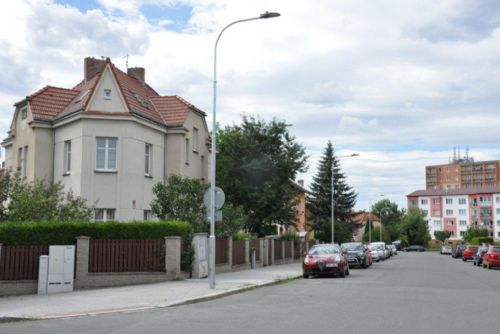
left=123, top=53, right=129, bottom=70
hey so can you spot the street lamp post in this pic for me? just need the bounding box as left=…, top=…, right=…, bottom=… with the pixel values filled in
left=331, top=153, right=359, bottom=244
left=380, top=206, right=390, bottom=242
left=209, top=11, right=280, bottom=289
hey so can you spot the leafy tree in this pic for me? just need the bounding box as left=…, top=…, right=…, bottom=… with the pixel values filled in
left=216, top=116, right=308, bottom=236
left=371, top=199, right=404, bottom=242
left=399, top=208, right=430, bottom=246
left=216, top=203, right=248, bottom=237
left=434, top=230, right=451, bottom=243
left=363, top=224, right=391, bottom=244
left=307, top=141, right=358, bottom=243
left=463, top=226, right=489, bottom=242
left=151, top=175, right=208, bottom=233
left=0, top=170, right=92, bottom=222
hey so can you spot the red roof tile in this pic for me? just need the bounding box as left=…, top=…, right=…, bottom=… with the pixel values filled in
left=18, top=58, right=204, bottom=128
left=149, top=95, right=193, bottom=126
left=28, top=86, right=79, bottom=121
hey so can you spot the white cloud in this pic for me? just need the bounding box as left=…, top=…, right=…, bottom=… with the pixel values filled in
left=2, top=0, right=500, bottom=210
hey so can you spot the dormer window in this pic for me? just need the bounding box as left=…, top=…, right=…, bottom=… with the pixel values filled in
left=21, top=108, right=27, bottom=120
left=104, top=89, right=112, bottom=100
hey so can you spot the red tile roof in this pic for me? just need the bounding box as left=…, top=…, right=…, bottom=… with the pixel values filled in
left=150, top=95, right=192, bottom=126
left=28, top=86, right=79, bottom=121
left=18, top=59, right=202, bottom=128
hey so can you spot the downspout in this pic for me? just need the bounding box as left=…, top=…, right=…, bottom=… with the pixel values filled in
left=163, top=130, right=168, bottom=185
left=51, top=127, right=55, bottom=184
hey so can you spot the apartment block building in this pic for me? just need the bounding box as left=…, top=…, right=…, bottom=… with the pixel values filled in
left=425, top=150, right=500, bottom=190
left=407, top=187, right=500, bottom=240
left=1, top=57, right=210, bottom=221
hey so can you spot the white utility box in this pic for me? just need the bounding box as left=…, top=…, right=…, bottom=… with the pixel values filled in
left=47, top=245, right=75, bottom=294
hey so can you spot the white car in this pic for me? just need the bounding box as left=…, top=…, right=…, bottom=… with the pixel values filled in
left=370, top=242, right=388, bottom=260
left=390, top=244, right=398, bottom=255
left=368, top=245, right=383, bottom=262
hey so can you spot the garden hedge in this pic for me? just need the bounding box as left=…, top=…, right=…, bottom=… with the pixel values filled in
left=0, top=220, right=193, bottom=245
left=470, top=236, right=494, bottom=245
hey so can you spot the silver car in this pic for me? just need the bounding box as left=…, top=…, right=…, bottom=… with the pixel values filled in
left=368, top=245, right=382, bottom=262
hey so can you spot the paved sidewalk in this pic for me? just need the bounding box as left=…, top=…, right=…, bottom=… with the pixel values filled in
left=0, top=263, right=301, bottom=321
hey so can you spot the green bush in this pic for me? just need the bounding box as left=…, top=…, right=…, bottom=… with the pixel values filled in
left=0, top=220, right=192, bottom=245
left=232, top=231, right=257, bottom=241
left=470, top=236, right=494, bottom=246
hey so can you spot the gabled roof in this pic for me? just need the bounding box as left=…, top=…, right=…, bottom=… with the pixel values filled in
left=13, top=58, right=205, bottom=128
left=352, top=212, right=380, bottom=222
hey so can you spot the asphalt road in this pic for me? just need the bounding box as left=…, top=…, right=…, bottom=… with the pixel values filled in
left=2, top=252, right=500, bottom=334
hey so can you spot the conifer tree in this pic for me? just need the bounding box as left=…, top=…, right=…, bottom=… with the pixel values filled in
left=308, top=141, right=358, bottom=243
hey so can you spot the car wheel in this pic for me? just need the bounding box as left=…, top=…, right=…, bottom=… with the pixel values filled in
left=303, top=274, right=309, bottom=279
left=462, top=258, right=466, bottom=262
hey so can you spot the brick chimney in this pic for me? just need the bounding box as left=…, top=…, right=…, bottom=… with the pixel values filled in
left=127, top=67, right=145, bottom=84
left=84, top=57, right=106, bottom=82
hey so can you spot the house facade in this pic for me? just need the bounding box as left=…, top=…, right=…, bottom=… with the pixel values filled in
left=1, top=57, right=210, bottom=221
left=407, top=187, right=500, bottom=240
left=351, top=212, right=381, bottom=242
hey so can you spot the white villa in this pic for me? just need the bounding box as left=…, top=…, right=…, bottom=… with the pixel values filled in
left=1, top=57, right=211, bottom=221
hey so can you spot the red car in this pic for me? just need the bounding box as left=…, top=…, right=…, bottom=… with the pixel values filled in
left=462, top=246, right=478, bottom=261
left=303, top=244, right=349, bottom=278
left=482, top=245, right=500, bottom=269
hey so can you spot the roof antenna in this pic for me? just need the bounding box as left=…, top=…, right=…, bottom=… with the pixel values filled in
left=123, top=53, right=129, bottom=70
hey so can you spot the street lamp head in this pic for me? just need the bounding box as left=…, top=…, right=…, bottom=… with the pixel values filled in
left=260, top=11, right=281, bottom=19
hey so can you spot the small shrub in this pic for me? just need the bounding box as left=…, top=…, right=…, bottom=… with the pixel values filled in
left=232, top=231, right=257, bottom=241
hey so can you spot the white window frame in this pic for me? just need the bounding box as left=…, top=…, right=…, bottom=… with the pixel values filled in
left=21, top=108, right=27, bottom=120
left=96, top=137, right=118, bottom=171
left=445, top=209, right=453, bottom=216
left=104, top=88, right=112, bottom=100
left=94, top=209, right=116, bottom=222
left=421, top=199, right=428, bottom=205
left=185, top=138, right=190, bottom=165
left=445, top=198, right=453, bottom=205
left=22, top=146, right=28, bottom=177
left=192, top=127, right=199, bottom=152
left=63, top=140, right=71, bottom=174
left=459, top=198, right=466, bottom=205
left=145, top=143, right=153, bottom=176
left=459, top=209, right=466, bottom=216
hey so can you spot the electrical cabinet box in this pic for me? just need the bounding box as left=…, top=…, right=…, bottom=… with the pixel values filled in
left=47, top=245, right=75, bottom=294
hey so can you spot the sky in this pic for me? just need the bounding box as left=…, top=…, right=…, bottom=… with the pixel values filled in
left=1, top=0, right=500, bottom=211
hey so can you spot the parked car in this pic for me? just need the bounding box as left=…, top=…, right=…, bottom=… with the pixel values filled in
left=403, top=245, right=425, bottom=252
left=482, top=245, right=500, bottom=269
left=368, top=245, right=381, bottom=262
left=473, top=246, right=489, bottom=266
left=452, top=244, right=466, bottom=258
left=392, top=240, right=402, bottom=251
left=440, top=245, right=452, bottom=255
left=390, top=244, right=398, bottom=255
left=303, top=244, right=349, bottom=278
left=462, top=246, right=478, bottom=261
left=341, top=242, right=369, bottom=268
left=364, top=245, right=373, bottom=265
left=370, top=242, right=388, bottom=260
left=385, top=245, right=392, bottom=257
